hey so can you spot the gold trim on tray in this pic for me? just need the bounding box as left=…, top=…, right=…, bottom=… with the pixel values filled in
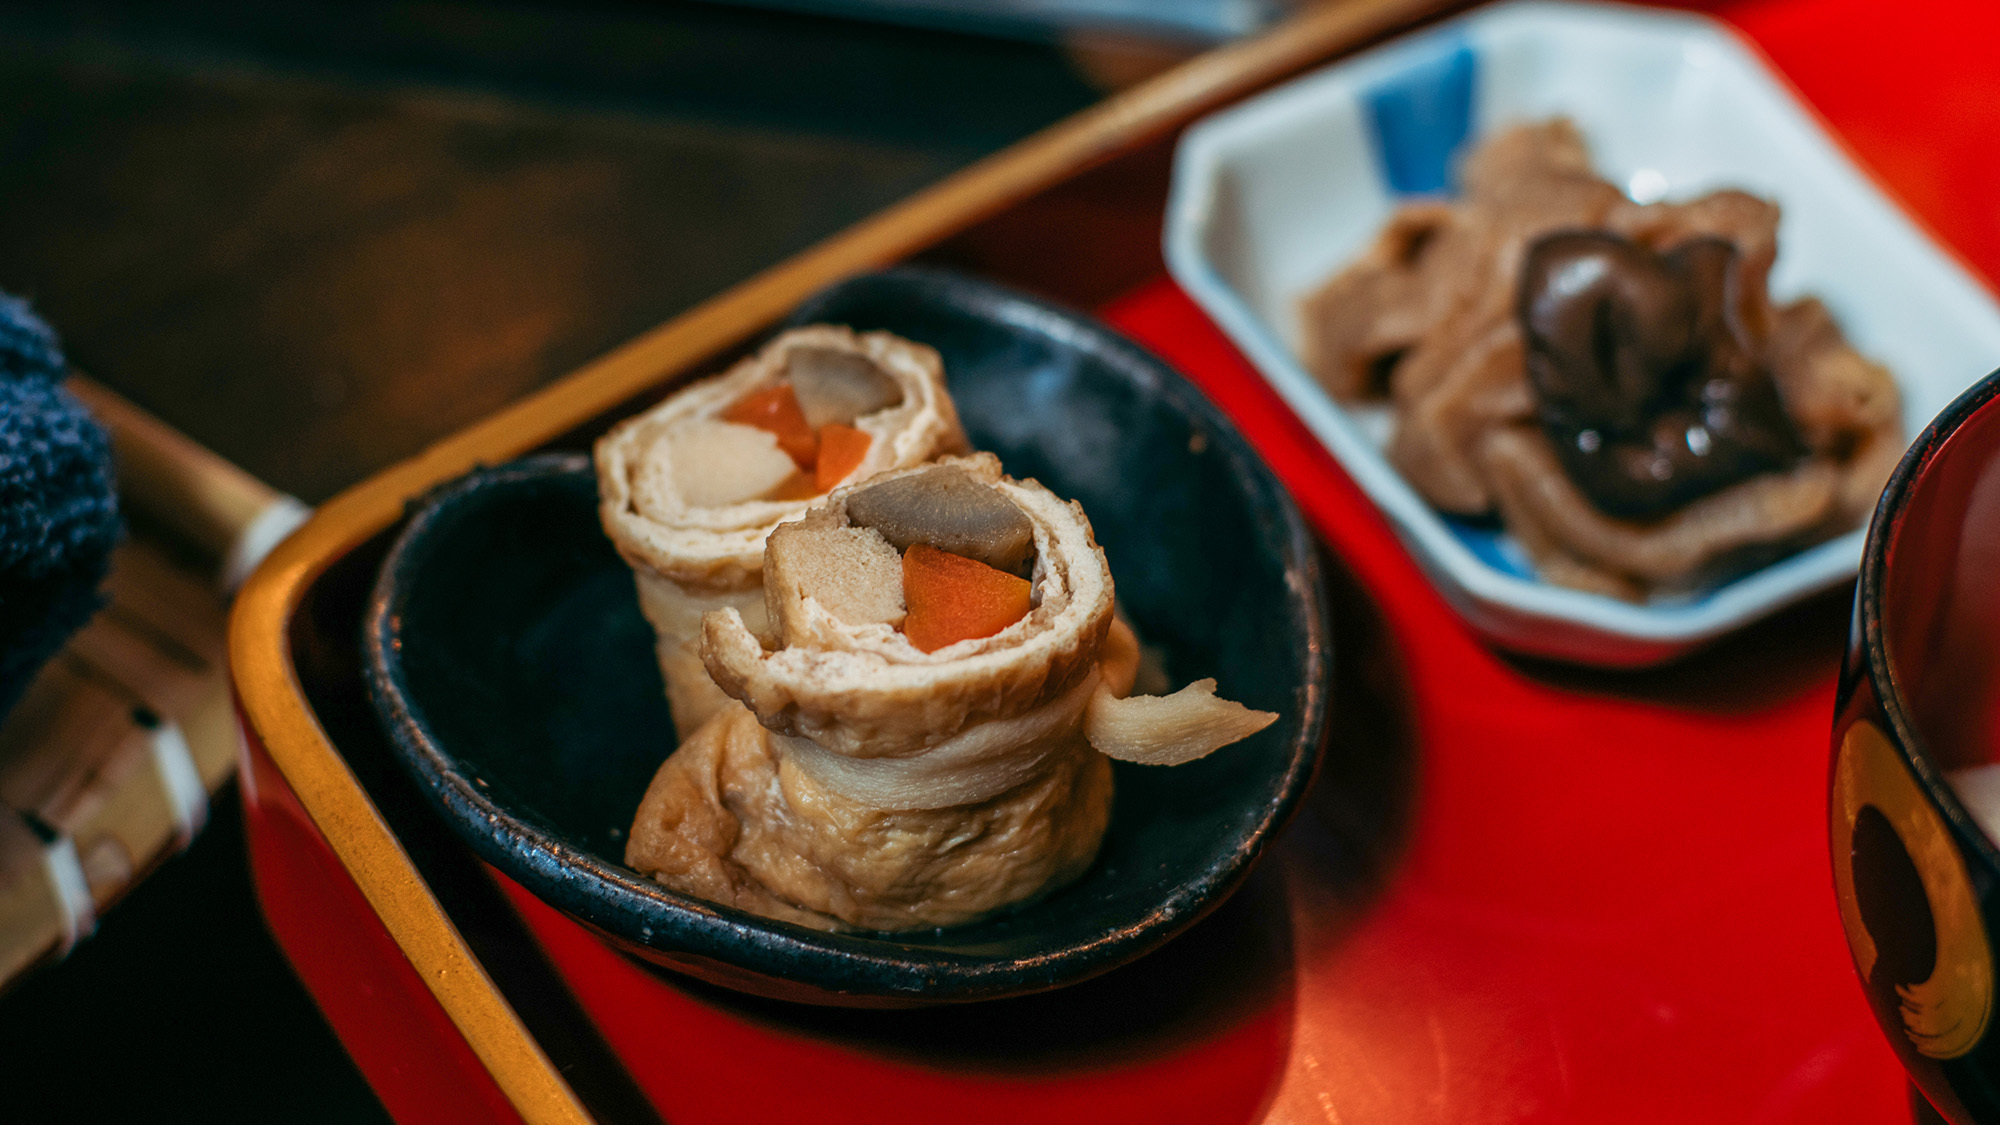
left=226, top=0, right=1458, bottom=1117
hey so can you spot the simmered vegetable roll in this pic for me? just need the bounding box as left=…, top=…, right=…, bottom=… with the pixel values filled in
left=596, top=326, right=967, bottom=738
left=625, top=454, right=1276, bottom=932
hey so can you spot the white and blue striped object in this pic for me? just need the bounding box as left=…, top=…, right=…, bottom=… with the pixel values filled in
left=1166, top=0, right=2000, bottom=666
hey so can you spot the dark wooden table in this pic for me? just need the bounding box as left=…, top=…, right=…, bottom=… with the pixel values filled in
left=0, top=2, right=1120, bottom=1117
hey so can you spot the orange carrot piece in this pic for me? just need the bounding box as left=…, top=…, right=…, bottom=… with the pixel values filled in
left=901, top=543, right=1031, bottom=653
left=722, top=383, right=817, bottom=470
left=814, top=423, right=872, bottom=492
left=766, top=472, right=823, bottom=501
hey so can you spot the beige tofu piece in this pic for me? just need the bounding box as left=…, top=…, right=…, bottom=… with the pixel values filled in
left=765, top=521, right=906, bottom=638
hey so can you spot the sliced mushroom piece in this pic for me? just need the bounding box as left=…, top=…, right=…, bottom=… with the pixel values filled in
left=844, top=464, right=1036, bottom=577
left=787, top=345, right=904, bottom=428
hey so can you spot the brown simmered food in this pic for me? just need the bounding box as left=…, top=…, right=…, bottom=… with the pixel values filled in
left=843, top=463, right=1037, bottom=577
left=788, top=346, right=906, bottom=428
left=1298, top=119, right=1901, bottom=597
left=1519, top=231, right=1808, bottom=520
left=624, top=454, right=1277, bottom=932
left=595, top=326, right=968, bottom=738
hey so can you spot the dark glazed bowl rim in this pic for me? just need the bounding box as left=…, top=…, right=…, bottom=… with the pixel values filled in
left=362, top=269, right=1330, bottom=1004
left=1856, top=364, right=2000, bottom=875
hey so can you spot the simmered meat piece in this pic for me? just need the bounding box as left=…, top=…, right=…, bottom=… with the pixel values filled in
left=1383, top=294, right=1533, bottom=513
left=1297, top=201, right=1461, bottom=398
left=1767, top=297, right=1903, bottom=522
left=1302, top=120, right=1625, bottom=411
left=1479, top=424, right=1838, bottom=591
left=1294, top=118, right=1901, bottom=597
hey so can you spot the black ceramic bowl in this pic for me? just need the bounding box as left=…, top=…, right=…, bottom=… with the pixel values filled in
left=364, top=268, right=1328, bottom=1006
left=1835, top=366, right=2000, bottom=1122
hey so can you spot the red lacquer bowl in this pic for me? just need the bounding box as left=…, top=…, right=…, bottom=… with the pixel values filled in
left=1835, top=366, right=2000, bottom=1123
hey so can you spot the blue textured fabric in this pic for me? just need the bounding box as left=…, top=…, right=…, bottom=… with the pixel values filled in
left=1362, top=38, right=1478, bottom=196
left=0, top=297, right=119, bottom=722
left=0, top=293, right=68, bottom=385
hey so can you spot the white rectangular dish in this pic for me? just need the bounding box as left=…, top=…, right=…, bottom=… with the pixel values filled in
left=1164, top=0, right=2000, bottom=665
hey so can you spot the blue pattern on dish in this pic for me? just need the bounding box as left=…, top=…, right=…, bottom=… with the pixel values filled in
left=1368, top=39, right=1548, bottom=585
left=1362, top=38, right=1477, bottom=195
left=1445, top=517, right=1537, bottom=580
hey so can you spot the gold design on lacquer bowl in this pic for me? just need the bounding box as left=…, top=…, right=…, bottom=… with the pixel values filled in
left=1833, top=721, right=1994, bottom=1060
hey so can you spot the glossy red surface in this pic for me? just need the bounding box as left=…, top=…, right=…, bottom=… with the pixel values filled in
left=1711, top=0, right=2000, bottom=296
left=239, top=716, right=527, bottom=1125
left=1881, top=396, right=2000, bottom=772
left=1107, top=266, right=1903, bottom=1125
left=242, top=0, right=2000, bottom=1119
left=502, top=874, right=1294, bottom=1125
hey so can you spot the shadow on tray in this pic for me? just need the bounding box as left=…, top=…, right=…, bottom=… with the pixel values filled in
left=1503, top=581, right=1852, bottom=716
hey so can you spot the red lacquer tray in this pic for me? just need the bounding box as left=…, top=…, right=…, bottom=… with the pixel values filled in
left=229, top=0, right=2000, bottom=1121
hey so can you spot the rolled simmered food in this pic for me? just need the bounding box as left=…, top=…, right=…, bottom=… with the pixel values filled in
left=596, top=326, right=968, bottom=738
left=624, top=454, right=1277, bottom=932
